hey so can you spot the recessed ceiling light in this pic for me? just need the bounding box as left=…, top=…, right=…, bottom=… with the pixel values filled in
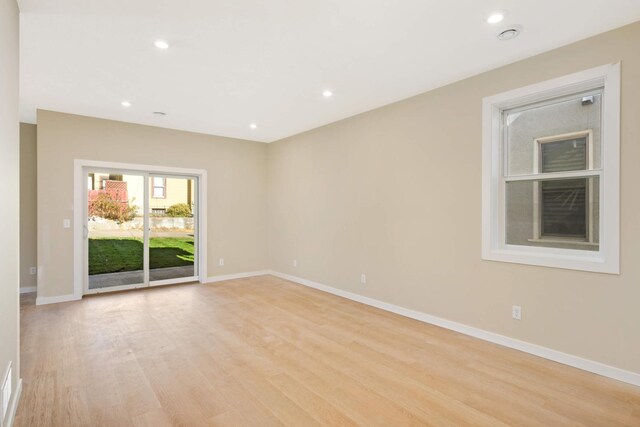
left=121, top=101, right=131, bottom=107
left=250, top=123, right=257, bottom=129
left=497, top=27, right=521, bottom=41
left=323, top=90, right=333, bottom=98
left=154, top=40, right=169, bottom=49
left=487, top=12, right=505, bottom=24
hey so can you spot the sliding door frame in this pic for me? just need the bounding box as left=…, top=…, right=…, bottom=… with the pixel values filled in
left=83, top=169, right=148, bottom=294
left=73, top=159, right=207, bottom=298
left=147, top=172, right=200, bottom=288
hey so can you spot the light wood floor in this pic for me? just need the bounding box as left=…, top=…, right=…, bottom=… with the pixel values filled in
left=15, top=276, right=640, bottom=426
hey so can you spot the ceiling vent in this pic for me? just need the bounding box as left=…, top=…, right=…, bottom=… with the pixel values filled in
left=497, top=27, right=521, bottom=41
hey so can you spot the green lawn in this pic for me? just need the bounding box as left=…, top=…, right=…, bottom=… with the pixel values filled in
left=89, top=237, right=194, bottom=275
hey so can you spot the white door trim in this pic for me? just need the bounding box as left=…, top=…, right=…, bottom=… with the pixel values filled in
left=73, top=159, right=208, bottom=299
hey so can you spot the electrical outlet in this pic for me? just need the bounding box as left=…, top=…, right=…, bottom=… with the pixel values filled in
left=219, top=258, right=224, bottom=266
left=63, top=219, right=71, bottom=228
left=293, top=259, right=297, bottom=267
left=29, top=267, right=37, bottom=275
left=360, top=274, right=367, bottom=284
left=512, top=305, right=522, bottom=320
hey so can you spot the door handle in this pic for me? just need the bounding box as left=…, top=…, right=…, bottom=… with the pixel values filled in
left=83, top=225, right=89, bottom=239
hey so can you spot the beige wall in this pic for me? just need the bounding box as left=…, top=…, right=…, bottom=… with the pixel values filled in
left=0, top=0, right=21, bottom=422
left=37, top=110, right=268, bottom=298
left=20, top=123, right=37, bottom=290
left=267, top=22, right=640, bottom=374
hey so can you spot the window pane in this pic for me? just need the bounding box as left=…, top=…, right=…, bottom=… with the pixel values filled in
left=541, top=179, right=586, bottom=237
left=505, top=177, right=599, bottom=251
left=153, top=187, right=164, bottom=198
left=153, top=177, right=164, bottom=187
left=505, top=91, right=602, bottom=176
left=541, top=138, right=587, bottom=173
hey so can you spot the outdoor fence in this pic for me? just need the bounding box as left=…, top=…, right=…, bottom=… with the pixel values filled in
left=88, top=216, right=194, bottom=231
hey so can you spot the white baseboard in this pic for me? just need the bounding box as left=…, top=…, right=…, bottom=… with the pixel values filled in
left=268, top=270, right=640, bottom=387
left=19, top=287, right=36, bottom=294
left=36, top=294, right=81, bottom=306
left=204, top=270, right=270, bottom=284
left=5, top=378, right=22, bottom=427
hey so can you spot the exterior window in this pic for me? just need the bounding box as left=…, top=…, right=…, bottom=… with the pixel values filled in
left=482, top=64, right=620, bottom=273
left=152, top=177, right=166, bottom=198
left=533, top=131, right=594, bottom=244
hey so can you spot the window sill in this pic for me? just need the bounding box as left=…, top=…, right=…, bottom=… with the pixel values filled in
left=527, top=238, right=599, bottom=247
left=482, top=245, right=618, bottom=274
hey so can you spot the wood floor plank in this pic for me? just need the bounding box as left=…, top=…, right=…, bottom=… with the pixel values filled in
left=15, top=277, right=640, bottom=426
left=267, top=372, right=359, bottom=427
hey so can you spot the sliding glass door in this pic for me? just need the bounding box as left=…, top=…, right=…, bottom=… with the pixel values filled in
left=85, top=169, right=198, bottom=293
left=148, top=175, right=197, bottom=283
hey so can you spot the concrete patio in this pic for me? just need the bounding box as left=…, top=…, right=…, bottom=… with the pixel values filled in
left=88, top=265, right=196, bottom=289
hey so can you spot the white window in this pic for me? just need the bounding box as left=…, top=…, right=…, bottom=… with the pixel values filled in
left=152, top=177, right=166, bottom=198
left=482, top=63, right=620, bottom=273
left=532, top=130, right=595, bottom=244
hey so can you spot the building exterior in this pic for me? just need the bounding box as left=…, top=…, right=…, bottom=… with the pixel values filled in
left=87, top=173, right=195, bottom=216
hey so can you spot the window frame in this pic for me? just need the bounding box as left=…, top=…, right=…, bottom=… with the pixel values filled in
left=152, top=177, right=166, bottom=199
left=482, top=63, right=620, bottom=274
left=531, top=129, right=595, bottom=245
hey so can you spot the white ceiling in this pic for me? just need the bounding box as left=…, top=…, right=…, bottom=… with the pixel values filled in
left=18, top=0, right=640, bottom=142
